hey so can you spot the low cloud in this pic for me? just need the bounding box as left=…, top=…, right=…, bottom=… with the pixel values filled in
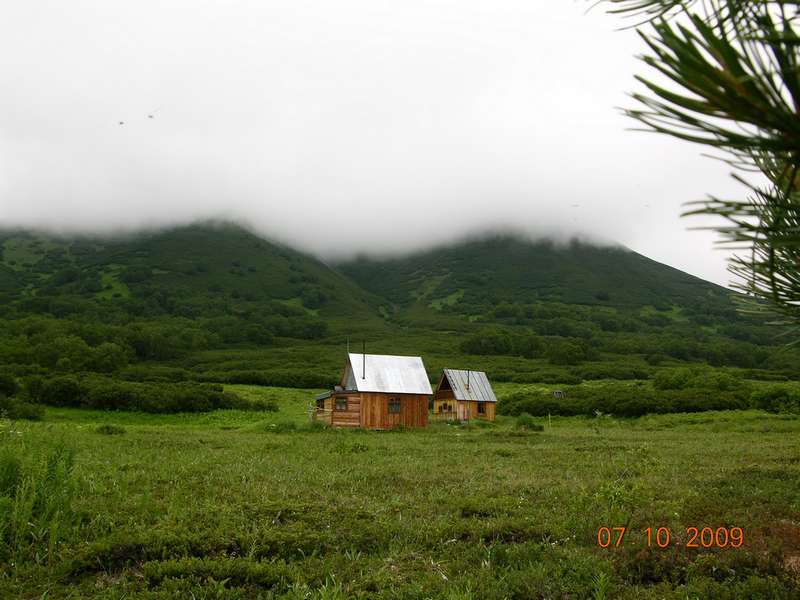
left=0, top=0, right=746, bottom=286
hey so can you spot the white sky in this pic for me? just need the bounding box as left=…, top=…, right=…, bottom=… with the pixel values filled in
left=0, top=0, right=747, bottom=287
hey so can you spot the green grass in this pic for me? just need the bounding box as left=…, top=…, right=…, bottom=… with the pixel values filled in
left=97, top=265, right=131, bottom=299
left=1, top=388, right=798, bottom=599
left=430, top=289, right=465, bottom=311
left=415, top=275, right=449, bottom=298
left=639, top=304, right=687, bottom=322
left=275, top=297, right=319, bottom=316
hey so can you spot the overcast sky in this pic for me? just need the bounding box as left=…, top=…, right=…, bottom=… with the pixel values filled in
left=0, top=0, right=747, bottom=287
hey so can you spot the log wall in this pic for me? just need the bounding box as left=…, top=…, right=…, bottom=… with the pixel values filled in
left=330, top=393, right=362, bottom=427
left=360, top=393, right=428, bottom=429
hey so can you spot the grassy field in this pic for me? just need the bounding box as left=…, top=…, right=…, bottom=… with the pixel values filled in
left=2, top=385, right=799, bottom=599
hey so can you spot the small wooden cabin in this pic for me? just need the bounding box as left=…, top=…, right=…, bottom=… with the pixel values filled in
left=313, top=353, right=432, bottom=429
left=433, top=369, right=497, bottom=422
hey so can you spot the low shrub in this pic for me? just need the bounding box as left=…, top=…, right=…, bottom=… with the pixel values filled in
left=119, top=366, right=189, bottom=383
left=0, top=395, right=44, bottom=420
left=576, top=365, right=650, bottom=381
left=31, top=376, right=265, bottom=414
left=494, top=370, right=583, bottom=385
left=36, top=376, right=84, bottom=407
left=0, top=374, right=19, bottom=397
left=498, top=382, right=752, bottom=418
left=750, top=385, right=800, bottom=414
left=194, top=369, right=335, bottom=389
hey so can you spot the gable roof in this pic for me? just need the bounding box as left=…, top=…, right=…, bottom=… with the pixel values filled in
left=441, top=369, right=497, bottom=403
left=344, top=353, right=432, bottom=395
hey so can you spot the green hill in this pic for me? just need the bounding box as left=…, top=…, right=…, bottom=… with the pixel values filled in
left=336, top=233, right=800, bottom=375
left=0, top=223, right=797, bottom=390
left=0, top=222, right=379, bottom=322
left=0, top=223, right=388, bottom=373
left=338, top=234, right=731, bottom=314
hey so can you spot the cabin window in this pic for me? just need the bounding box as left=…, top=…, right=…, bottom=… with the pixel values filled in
left=477, top=402, right=486, bottom=415
left=388, top=397, right=401, bottom=414
left=316, top=399, right=325, bottom=410
left=335, top=397, right=347, bottom=411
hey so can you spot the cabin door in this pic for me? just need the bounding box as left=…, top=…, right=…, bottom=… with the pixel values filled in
left=457, top=402, right=469, bottom=421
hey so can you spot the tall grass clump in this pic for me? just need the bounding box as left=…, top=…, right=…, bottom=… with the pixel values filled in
left=0, top=436, right=77, bottom=565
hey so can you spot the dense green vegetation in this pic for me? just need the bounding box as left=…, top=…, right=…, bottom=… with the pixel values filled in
left=1, top=223, right=799, bottom=596
left=496, top=369, right=772, bottom=418
left=1, top=392, right=799, bottom=598
left=1, top=223, right=798, bottom=420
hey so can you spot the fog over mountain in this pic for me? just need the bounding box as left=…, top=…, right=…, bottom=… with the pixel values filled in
left=0, top=0, right=747, bottom=286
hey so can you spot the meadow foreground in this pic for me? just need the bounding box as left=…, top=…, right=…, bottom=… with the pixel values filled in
left=1, top=386, right=799, bottom=599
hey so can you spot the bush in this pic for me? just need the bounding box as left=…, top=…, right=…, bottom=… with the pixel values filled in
left=0, top=396, right=44, bottom=420
left=750, top=385, right=800, bottom=414
left=460, top=330, right=513, bottom=355
left=119, top=366, right=189, bottom=383
left=515, top=413, right=544, bottom=431
left=576, top=365, right=650, bottom=381
left=38, top=376, right=85, bottom=407
left=195, top=370, right=336, bottom=389
left=498, top=393, right=574, bottom=417
left=546, top=339, right=592, bottom=365
left=0, top=374, right=19, bottom=397
left=33, top=376, right=265, bottom=414
left=498, top=382, right=751, bottom=418
left=493, top=370, right=583, bottom=385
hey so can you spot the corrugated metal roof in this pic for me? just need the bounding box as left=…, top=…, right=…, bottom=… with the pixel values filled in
left=442, top=369, right=497, bottom=403
left=314, top=391, right=332, bottom=401
left=346, top=353, right=433, bottom=395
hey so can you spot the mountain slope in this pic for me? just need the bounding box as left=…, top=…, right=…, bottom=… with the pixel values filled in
left=338, top=234, right=734, bottom=315
left=0, top=222, right=382, bottom=331
left=0, top=223, right=796, bottom=383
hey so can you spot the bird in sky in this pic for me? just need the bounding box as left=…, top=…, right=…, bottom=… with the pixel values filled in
left=118, top=121, right=124, bottom=125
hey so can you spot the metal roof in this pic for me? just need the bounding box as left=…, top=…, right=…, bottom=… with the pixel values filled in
left=441, top=369, right=497, bottom=403
left=314, top=391, right=332, bottom=401
left=345, top=353, right=433, bottom=395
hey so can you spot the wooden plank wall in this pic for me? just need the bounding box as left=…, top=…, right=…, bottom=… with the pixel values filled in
left=464, top=401, right=496, bottom=421
left=331, top=394, right=361, bottom=427
left=435, top=390, right=455, bottom=400
left=433, top=399, right=457, bottom=413
left=313, top=396, right=334, bottom=424
left=361, top=393, right=428, bottom=429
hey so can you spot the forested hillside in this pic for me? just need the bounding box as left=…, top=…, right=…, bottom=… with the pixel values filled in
left=1, top=222, right=798, bottom=420
left=339, top=234, right=798, bottom=376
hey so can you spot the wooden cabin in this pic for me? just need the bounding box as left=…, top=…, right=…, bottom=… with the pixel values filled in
left=433, top=369, right=497, bottom=422
left=313, top=353, right=432, bottom=429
